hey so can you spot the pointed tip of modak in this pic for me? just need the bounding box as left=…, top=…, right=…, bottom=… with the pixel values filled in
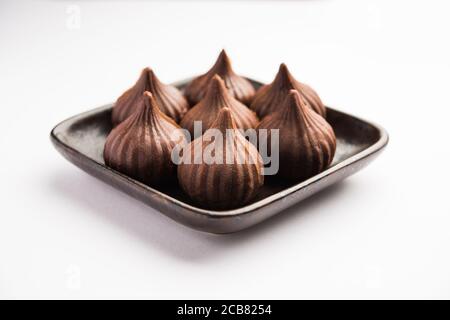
left=284, top=89, right=310, bottom=120
left=144, top=67, right=161, bottom=85
left=143, top=90, right=153, bottom=99
left=140, top=67, right=153, bottom=79
left=212, top=73, right=224, bottom=83
left=211, top=74, right=227, bottom=89
left=134, top=67, right=158, bottom=90
left=142, top=91, right=161, bottom=115
left=218, top=49, right=230, bottom=62
left=211, top=107, right=237, bottom=132
left=145, top=67, right=154, bottom=77
left=279, top=63, right=288, bottom=73
left=140, top=67, right=161, bottom=82
left=205, top=74, right=229, bottom=99
left=288, top=89, right=308, bottom=108
left=135, top=67, right=151, bottom=85
left=212, top=49, right=233, bottom=74
left=275, top=63, right=295, bottom=88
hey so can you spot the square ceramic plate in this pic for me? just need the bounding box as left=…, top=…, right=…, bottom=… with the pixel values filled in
left=51, top=78, right=388, bottom=234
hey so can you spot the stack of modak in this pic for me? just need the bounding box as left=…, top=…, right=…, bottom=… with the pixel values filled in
left=104, top=50, right=336, bottom=210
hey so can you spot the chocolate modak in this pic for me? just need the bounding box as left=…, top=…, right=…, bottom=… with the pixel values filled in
left=180, top=75, right=259, bottom=137
left=178, top=108, right=264, bottom=210
left=184, top=50, right=255, bottom=106
left=251, top=63, right=326, bottom=119
left=105, top=91, right=185, bottom=186
left=256, top=90, right=335, bottom=181
left=112, top=68, right=188, bottom=125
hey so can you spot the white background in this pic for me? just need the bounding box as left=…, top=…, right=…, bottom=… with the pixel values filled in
left=1, top=0, right=449, bottom=299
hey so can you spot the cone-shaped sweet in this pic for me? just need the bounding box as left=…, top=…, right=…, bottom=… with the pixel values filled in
left=256, top=90, right=335, bottom=181
left=180, top=75, right=259, bottom=138
left=112, top=67, right=188, bottom=125
left=178, top=108, right=264, bottom=210
left=184, top=50, right=255, bottom=105
left=104, top=91, right=186, bottom=186
left=251, top=63, right=326, bottom=119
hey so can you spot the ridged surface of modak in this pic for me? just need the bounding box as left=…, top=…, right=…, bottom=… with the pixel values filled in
left=184, top=50, right=255, bottom=105
left=178, top=108, right=264, bottom=210
left=104, top=91, right=185, bottom=186
left=251, top=63, right=326, bottom=119
left=180, top=75, right=259, bottom=137
left=112, top=67, right=188, bottom=125
left=257, top=90, right=336, bottom=181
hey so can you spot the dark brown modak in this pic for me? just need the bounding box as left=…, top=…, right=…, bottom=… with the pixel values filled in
left=184, top=50, right=255, bottom=106
left=256, top=89, right=335, bottom=181
left=251, top=63, right=326, bottom=119
left=178, top=108, right=264, bottom=210
left=104, top=91, right=185, bottom=186
left=180, top=75, right=259, bottom=137
left=112, top=67, right=188, bottom=125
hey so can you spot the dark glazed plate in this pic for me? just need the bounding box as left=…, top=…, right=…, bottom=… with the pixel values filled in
left=51, top=78, right=388, bottom=234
